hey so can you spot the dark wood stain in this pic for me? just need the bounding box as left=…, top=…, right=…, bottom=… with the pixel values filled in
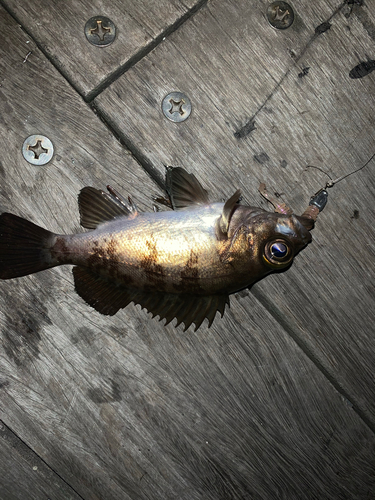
left=87, top=379, right=122, bottom=404
left=351, top=209, right=360, bottom=219
left=298, top=67, right=310, bottom=78
left=234, top=119, right=256, bottom=139
left=315, top=21, right=331, bottom=35
left=2, top=286, right=52, bottom=367
left=349, top=60, right=375, bottom=79
left=253, top=152, right=270, bottom=164
left=3, top=312, right=41, bottom=366
left=0, top=161, right=5, bottom=178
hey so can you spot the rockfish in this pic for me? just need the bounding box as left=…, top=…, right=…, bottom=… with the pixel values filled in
left=0, top=167, right=327, bottom=330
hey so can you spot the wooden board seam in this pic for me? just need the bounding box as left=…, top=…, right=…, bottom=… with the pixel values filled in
left=251, top=286, right=375, bottom=434
left=0, top=419, right=85, bottom=499
left=0, top=0, right=209, bottom=103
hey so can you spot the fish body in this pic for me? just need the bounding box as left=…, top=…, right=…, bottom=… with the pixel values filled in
left=50, top=203, right=310, bottom=295
left=0, top=167, right=323, bottom=330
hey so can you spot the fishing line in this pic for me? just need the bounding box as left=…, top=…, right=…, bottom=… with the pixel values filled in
left=306, top=150, right=375, bottom=195
left=325, top=151, right=375, bottom=188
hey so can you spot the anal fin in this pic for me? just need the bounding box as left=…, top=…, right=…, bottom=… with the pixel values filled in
left=136, top=290, right=230, bottom=331
left=73, top=266, right=229, bottom=330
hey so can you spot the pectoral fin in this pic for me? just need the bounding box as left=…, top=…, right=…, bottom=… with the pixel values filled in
left=166, top=167, right=210, bottom=209
left=216, top=189, right=241, bottom=240
left=78, top=185, right=139, bottom=229
left=73, top=266, right=228, bottom=330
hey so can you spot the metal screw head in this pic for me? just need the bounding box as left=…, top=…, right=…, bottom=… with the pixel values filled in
left=267, top=2, right=295, bottom=30
left=85, top=16, right=116, bottom=47
left=22, top=135, right=54, bottom=165
left=162, top=92, right=192, bottom=123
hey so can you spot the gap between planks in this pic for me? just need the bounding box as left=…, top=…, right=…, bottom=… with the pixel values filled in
left=0, top=0, right=208, bottom=103
left=251, top=287, right=375, bottom=434
left=0, top=419, right=85, bottom=500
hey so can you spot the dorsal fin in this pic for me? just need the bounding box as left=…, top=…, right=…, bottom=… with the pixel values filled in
left=166, top=167, right=210, bottom=209
left=78, top=186, right=139, bottom=229
left=216, top=189, right=241, bottom=240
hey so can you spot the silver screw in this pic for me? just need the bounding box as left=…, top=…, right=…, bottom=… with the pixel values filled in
left=22, top=135, right=54, bottom=165
left=162, top=92, right=192, bottom=123
left=84, top=16, right=116, bottom=47
left=267, top=2, right=295, bottom=30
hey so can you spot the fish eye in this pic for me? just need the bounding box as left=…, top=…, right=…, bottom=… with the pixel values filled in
left=263, top=239, right=293, bottom=267
left=270, top=242, right=287, bottom=258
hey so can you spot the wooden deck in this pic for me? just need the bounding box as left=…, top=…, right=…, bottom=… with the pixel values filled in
left=0, top=0, right=374, bottom=498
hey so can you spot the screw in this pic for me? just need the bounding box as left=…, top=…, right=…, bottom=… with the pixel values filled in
left=267, top=2, right=295, bottom=30
left=162, top=92, right=192, bottom=123
left=22, top=135, right=54, bottom=165
left=84, top=16, right=116, bottom=47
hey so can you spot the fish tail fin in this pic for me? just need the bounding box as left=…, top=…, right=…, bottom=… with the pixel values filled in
left=0, top=212, right=56, bottom=279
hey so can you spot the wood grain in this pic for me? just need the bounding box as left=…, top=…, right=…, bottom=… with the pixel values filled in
left=95, top=0, right=375, bottom=423
left=1, top=0, right=205, bottom=99
left=0, top=420, right=82, bottom=500
left=1, top=2, right=374, bottom=500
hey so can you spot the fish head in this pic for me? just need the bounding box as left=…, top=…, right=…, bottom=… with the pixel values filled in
left=223, top=206, right=315, bottom=288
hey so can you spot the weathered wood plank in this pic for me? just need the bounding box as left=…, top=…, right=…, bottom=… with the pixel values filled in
left=0, top=420, right=82, bottom=500
left=1, top=4, right=374, bottom=500
left=2, top=286, right=374, bottom=499
left=1, top=0, right=204, bottom=99
left=0, top=11, right=159, bottom=227
left=95, top=0, right=375, bottom=422
left=0, top=7, right=170, bottom=499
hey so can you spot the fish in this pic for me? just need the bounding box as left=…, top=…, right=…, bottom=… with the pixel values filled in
left=0, top=167, right=327, bottom=330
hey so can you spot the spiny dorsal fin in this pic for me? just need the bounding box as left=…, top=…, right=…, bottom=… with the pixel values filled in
left=73, top=266, right=229, bottom=330
left=216, top=189, right=241, bottom=240
left=166, top=167, right=210, bottom=209
left=78, top=186, right=139, bottom=229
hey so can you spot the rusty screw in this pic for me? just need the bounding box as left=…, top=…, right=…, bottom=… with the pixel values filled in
left=22, top=135, right=54, bottom=165
left=162, top=92, right=192, bottom=123
left=85, top=16, right=116, bottom=47
left=267, top=2, right=295, bottom=30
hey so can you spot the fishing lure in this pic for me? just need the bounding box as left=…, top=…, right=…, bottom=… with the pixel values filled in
left=0, top=167, right=327, bottom=330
